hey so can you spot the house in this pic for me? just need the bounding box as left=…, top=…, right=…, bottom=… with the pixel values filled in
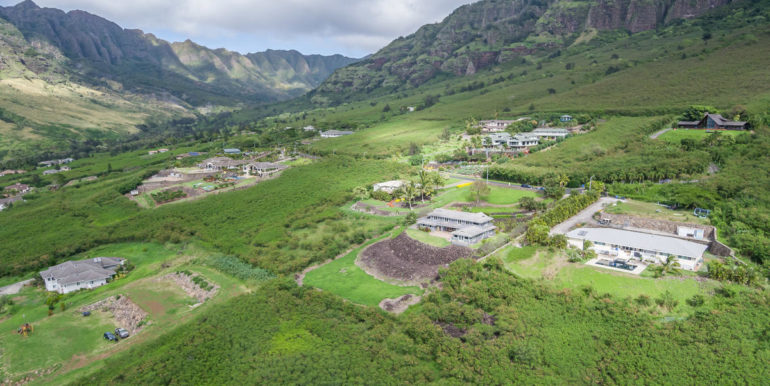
left=560, top=115, right=573, bottom=122
left=42, top=169, right=60, bottom=175
left=407, top=106, right=416, bottom=112
left=148, top=150, right=159, bottom=155
left=303, top=125, right=316, bottom=131
left=60, top=166, right=71, bottom=171
left=40, top=257, right=125, bottom=294
left=320, top=130, right=354, bottom=138
left=531, top=128, right=569, bottom=140
left=478, top=120, right=515, bottom=132
left=130, top=190, right=139, bottom=196
left=224, top=148, right=241, bottom=155
left=677, top=113, right=748, bottom=130
left=39, top=158, right=73, bottom=167
left=158, top=148, right=169, bottom=153
left=566, top=227, right=707, bottom=271
left=373, top=180, right=405, bottom=194
left=485, top=132, right=511, bottom=146
left=4, top=183, right=30, bottom=194
left=242, top=162, right=287, bottom=177
left=676, top=226, right=705, bottom=240
left=0, top=170, right=25, bottom=176
left=508, top=133, right=539, bottom=149
left=417, top=208, right=497, bottom=246
left=198, top=157, right=247, bottom=171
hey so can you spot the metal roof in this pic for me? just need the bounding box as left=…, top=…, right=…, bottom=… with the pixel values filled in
left=428, top=208, right=494, bottom=224
left=531, top=128, right=569, bottom=134
left=566, top=227, right=708, bottom=258
left=452, top=225, right=497, bottom=237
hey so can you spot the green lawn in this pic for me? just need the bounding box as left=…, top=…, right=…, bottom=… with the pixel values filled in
left=492, top=245, right=720, bottom=313
left=603, top=199, right=710, bottom=225
left=405, top=228, right=451, bottom=247
left=303, top=237, right=423, bottom=307
left=656, top=129, right=745, bottom=144
left=430, top=184, right=536, bottom=207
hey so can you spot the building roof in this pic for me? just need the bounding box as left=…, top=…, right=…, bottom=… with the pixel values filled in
left=452, top=224, right=497, bottom=238
left=532, top=128, right=569, bottom=135
left=201, top=157, right=248, bottom=168
left=321, top=130, right=354, bottom=136
left=486, top=132, right=511, bottom=141
left=428, top=208, right=494, bottom=224
left=0, top=196, right=22, bottom=206
left=373, top=180, right=405, bottom=188
left=223, top=148, right=241, bottom=153
left=246, top=162, right=285, bottom=170
left=512, top=133, right=539, bottom=141
left=566, top=227, right=708, bottom=258
left=679, top=113, right=747, bottom=128
left=4, top=183, right=29, bottom=191
left=40, top=257, right=124, bottom=285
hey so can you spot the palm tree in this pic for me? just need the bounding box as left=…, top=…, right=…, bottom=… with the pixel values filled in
left=402, top=182, right=417, bottom=209
left=661, top=256, right=682, bottom=276
left=558, top=174, right=570, bottom=188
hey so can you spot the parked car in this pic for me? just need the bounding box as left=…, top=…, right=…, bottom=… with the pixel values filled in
left=114, top=328, right=130, bottom=339
left=103, top=332, right=118, bottom=342
left=521, top=184, right=531, bottom=188
left=82, top=311, right=91, bottom=317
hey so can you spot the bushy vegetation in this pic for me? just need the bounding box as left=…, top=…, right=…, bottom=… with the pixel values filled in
left=75, top=261, right=770, bottom=384
left=202, top=255, right=275, bottom=282
left=151, top=189, right=186, bottom=204
left=526, top=191, right=599, bottom=245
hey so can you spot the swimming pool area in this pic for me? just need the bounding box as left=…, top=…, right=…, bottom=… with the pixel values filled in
left=585, top=257, right=648, bottom=275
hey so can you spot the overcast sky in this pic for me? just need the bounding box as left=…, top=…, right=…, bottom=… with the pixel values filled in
left=1, top=0, right=476, bottom=57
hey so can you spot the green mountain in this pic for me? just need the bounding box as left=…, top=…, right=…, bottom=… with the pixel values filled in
left=317, top=0, right=734, bottom=96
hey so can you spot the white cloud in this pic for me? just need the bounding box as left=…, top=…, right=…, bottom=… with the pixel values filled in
left=3, top=0, right=476, bottom=55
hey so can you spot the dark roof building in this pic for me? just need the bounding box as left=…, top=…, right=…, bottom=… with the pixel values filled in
left=678, top=113, right=748, bottom=130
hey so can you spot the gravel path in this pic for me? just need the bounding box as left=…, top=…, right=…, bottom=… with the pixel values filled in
left=649, top=128, right=672, bottom=139
left=549, top=197, right=618, bottom=236
left=0, top=279, right=34, bottom=296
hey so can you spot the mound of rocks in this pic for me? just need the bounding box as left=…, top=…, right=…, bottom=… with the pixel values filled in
left=80, top=295, right=147, bottom=334
left=165, top=272, right=218, bottom=303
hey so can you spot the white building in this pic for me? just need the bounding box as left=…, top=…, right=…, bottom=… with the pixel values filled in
left=242, top=162, right=286, bottom=177
left=417, top=208, right=496, bottom=246
left=372, top=180, right=405, bottom=194
left=531, top=128, right=569, bottom=140
left=484, top=133, right=539, bottom=149
left=566, top=227, right=707, bottom=271
left=320, top=130, right=354, bottom=138
left=478, top=120, right=515, bottom=132
left=40, top=257, right=125, bottom=294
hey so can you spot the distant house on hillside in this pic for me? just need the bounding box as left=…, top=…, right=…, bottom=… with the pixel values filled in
left=42, top=169, right=60, bottom=175
left=242, top=162, right=287, bottom=177
left=320, top=130, right=354, bottom=138
left=559, top=115, right=573, bottom=122
left=39, top=158, right=74, bottom=167
left=0, top=196, right=22, bottom=211
left=678, top=113, right=748, bottom=130
left=478, top=120, right=515, bottom=132
left=0, top=169, right=25, bottom=176
left=484, top=133, right=539, bottom=149
left=417, top=208, right=497, bottom=246
left=40, top=257, right=125, bottom=294
left=303, top=125, right=316, bottom=131
left=199, top=157, right=247, bottom=171
left=373, top=180, right=405, bottom=194
left=531, top=128, right=569, bottom=140
left=4, top=183, right=30, bottom=195
left=224, top=148, right=241, bottom=154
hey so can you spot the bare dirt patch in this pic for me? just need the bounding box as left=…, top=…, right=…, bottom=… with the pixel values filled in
left=359, top=233, right=473, bottom=283
left=164, top=272, right=218, bottom=303
left=351, top=201, right=402, bottom=216
left=80, top=295, right=148, bottom=334
left=379, top=294, right=422, bottom=314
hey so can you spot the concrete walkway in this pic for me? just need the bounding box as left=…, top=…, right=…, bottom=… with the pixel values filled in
left=0, top=279, right=34, bottom=296
left=549, top=197, right=619, bottom=236
left=649, top=128, right=672, bottom=139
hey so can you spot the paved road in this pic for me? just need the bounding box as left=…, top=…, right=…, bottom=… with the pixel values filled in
left=0, top=279, right=34, bottom=296
left=649, top=128, right=672, bottom=139
left=550, top=197, right=619, bottom=236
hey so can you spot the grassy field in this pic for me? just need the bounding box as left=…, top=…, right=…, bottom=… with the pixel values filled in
left=493, top=245, right=720, bottom=313
left=405, top=228, right=450, bottom=247
left=603, top=199, right=711, bottom=225
left=656, top=129, right=746, bottom=144
left=430, top=184, right=537, bottom=207
left=0, top=242, right=253, bottom=383
left=303, top=236, right=423, bottom=307
left=310, top=118, right=448, bottom=157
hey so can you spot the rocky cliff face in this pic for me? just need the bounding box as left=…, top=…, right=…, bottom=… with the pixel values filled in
left=318, top=0, right=734, bottom=95
left=0, top=1, right=357, bottom=104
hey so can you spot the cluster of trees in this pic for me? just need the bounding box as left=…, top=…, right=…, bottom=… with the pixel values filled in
left=525, top=191, right=599, bottom=245
left=355, top=170, right=446, bottom=209
left=707, top=260, right=762, bottom=285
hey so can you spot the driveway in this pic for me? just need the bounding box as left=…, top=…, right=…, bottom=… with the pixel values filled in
left=0, top=279, right=34, bottom=296
left=550, top=197, right=618, bottom=235
left=649, top=128, right=671, bottom=139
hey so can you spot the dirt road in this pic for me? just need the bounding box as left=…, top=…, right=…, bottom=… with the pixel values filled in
left=0, top=278, right=34, bottom=295
left=549, top=197, right=618, bottom=235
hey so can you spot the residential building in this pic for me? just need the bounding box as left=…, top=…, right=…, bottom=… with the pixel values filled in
left=417, top=208, right=497, bottom=246
left=42, top=169, right=60, bottom=175
left=158, top=148, right=169, bottom=153
left=485, top=132, right=512, bottom=146
left=199, top=157, right=247, bottom=171
left=373, top=180, right=405, bottom=194
left=224, top=148, right=242, bottom=154
left=39, top=158, right=74, bottom=167
left=560, top=115, right=573, bottom=122
left=531, top=128, right=570, bottom=140
left=0, top=196, right=22, bottom=211
left=60, top=166, right=71, bottom=171
left=0, top=169, right=25, bottom=176
left=678, top=113, right=748, bottom=130
left=303, top=125, right=316, bottom=131
left=4, top=183, right=30, bottom=194
left=320, top=130, right=354, bottom=138
left=478, top=120, right=515, bottom=132
left=508, top=133, right=539, bottom=149
left=148, top=150, right=159, bottom=155
left=566, top=227, right=707, bottom=271
left=242, top=162, right=287, bottom=176
left=40, top=257, right=125, bottom=294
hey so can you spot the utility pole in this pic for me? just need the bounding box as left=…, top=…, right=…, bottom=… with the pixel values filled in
left=589, top=175, right=595, bottom=191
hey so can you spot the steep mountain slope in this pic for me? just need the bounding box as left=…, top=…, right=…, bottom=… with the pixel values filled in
left=0, top=1, right=357, bottom=105
left=317, top=0, right=733, bottom=95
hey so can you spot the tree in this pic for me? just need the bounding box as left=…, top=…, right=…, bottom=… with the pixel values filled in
left=470, top=180, right=490, bottom=204
left=416, top=170, right=435, bottom=202
left=352, top=186, right=369, bottom=201
left=403, top=211, right=417, bottom=226
left=652, top=256, right=681, bottom=278
left=439, top=128, right=451, bottom=141
left=400, top=182, right=417, bottom=209
left=526, top=222, right=550, bottom=245
left=519, top=196, right=538, bottom=211
left=682, top=105, right=719, bottom=121
left=557, top=174, right=570, bottom=188
left=471, top=136, right=482, bottom=149
left=382, top=104, right=391, bottom=113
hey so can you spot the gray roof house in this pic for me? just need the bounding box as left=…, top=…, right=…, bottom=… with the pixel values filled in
left=678, top=113, right=748, bottom=130
left=531, top=128, right=570, bottom=139
left=199, top=157, right=248, bottom=171
left=40, top=257, right=125, bottom=294
left=242, top=162, right=287, bottom=176
left=566, top=227, right=707, bottom=271
left=320, top=130, right=354, bottom=138
left=417, top=208, right=497, bottom=246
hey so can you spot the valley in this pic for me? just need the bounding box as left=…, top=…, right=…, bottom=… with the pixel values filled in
left=0, top=0, right=769, bottom=384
